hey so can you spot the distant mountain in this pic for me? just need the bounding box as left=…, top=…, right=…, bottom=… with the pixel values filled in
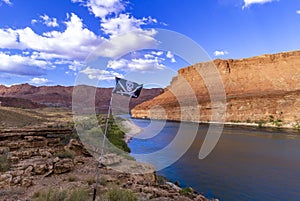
left=0, top=84, right=163, bottom=112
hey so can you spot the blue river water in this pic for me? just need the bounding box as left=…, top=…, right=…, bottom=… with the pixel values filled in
left=128, top=118, right=300, bottom=201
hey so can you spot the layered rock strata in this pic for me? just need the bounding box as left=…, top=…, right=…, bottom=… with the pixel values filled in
left=132, top=50, right=300, bottom=127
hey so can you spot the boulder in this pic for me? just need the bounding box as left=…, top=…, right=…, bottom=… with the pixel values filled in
left=54, top=158, right=74, bottom=174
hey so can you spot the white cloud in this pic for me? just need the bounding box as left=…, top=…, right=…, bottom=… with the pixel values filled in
left=85, top=0, right=125, bottom=19
left=296, top=10, right=300, bottom=14
left=0, top=28, right=20, bottom=49
left=243, top=0, right=277, bottom=8
left=108, top=57, right=165, bottom=72
left=214, top=50, right=229, bottom=56
left=101, top=13, right=157, bottom=38
left=0, top=52, right=51, bottom=75
left=2, top=13, right=104, bottom=61
left=30, top=77, right=50, bottom=85
left=95, top=29, right=157, bottom=58
left=0, top=0, right=161, bottom=79
left=1, top=0, right=12, bottom=5
left=31, top=19, right=38, bottom=25
left=151, top=51, right=164, bottom=56
left=81, top=67, right=123, bottom=80
left=166, top=51, right=176, bottom=63
left=40, top=14, right=59, bottom=27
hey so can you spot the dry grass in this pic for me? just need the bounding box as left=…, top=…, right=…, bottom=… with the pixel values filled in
left=0, top=107, right=74, bottom=129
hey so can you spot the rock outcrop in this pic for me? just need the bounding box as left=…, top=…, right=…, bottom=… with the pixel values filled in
left=0, top=128, right=214, bottom=201
left=132, top=50, right=300, bottom=127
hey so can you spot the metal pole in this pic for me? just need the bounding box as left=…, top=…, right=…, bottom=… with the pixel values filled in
left=93, top=94, right=113, bottom=201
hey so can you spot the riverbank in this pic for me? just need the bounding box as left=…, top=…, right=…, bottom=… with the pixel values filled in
left=131, top=116, right=300, bottom=132
left=122, top=118, right=143, bottom=143
left=122, top=118, right=219, bottom=201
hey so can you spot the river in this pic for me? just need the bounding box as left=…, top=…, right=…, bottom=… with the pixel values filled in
left=128, top=118, right=300, bottom=201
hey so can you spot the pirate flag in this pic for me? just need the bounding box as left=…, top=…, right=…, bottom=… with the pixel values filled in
left=112, top=77, right=143, bottom=98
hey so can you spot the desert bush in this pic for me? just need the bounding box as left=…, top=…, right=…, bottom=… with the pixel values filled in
left=86, top=177, right=95, bottom=186
left=68, top=175, right=78, bottom=182
left=34, top=188, right=88, bottom=201
left=156, top=175, right=168, bottom=185
left=68, top=188, right=89, bottom=201
left=269, top=115, right=283, bottom=128
left=0, top=155, right=11, bottom=172
left=106, top=187, right=137, bottom=201
left=293, top=122, right=300, bottom=131
left=179, top=187, right=193, bottom=196
left=56, top=151, right=74, bottom=159
left=255, top=119, right=266, bottom=128
left=34, top=189, right=67, bottom=201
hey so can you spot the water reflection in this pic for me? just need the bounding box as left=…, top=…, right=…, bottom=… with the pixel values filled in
left=129, top=119, right=300, bottom=201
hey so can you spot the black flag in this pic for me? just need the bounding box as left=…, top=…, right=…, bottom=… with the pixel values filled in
left=112, top=77, right=143, bottom=98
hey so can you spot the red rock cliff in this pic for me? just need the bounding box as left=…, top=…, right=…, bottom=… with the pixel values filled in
left=131, top=50, right=300, bottom=127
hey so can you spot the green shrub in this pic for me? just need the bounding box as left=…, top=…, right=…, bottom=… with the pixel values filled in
left=68, top=175, right=78, bottom=182
left=156, top=175, right=168, bottom=185
left=255, top=120, right=266, bottom=128
left=34, top=189, right=67, bottom=201
left=0, top=155, right=11, bottom=172
left=179, top=187, right=193, bottom=196
left=86, top=177, right=95, bottom=186
left=293, top=122, right=300, bottom=131
left=106, top=187, right=137, bottom=201
left=269, top=115, right=283, bottom=128
left=68, top=188, right=89, bottom=201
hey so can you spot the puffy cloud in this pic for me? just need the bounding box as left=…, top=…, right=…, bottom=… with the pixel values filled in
left=86, top=0, right=126, bottom=19
left=297, top=10, right=300, bottom=14
left=166, top=51, right=176, bottom=63
left=101, top=13, right=157, bottom=38
left=80, top=67, right=123, bottom=80
left=0, top=52, right=51, bottom=75
left=243, top=0, right=277, bottom=8
left=95, top=29, right=157, bottom=58
left=31, top=19, right=38, bottom=25
left=108, top=57, right=165, bottom=72
left=40, top=14, right=59, bottom=27
left=1, top=0, right=12, bottom=5
left=29, top=77, right=51, bottom=85
left=0, top=28, right=20, bottom=49
left=214, top=50, right=229, bottom=56
left=0, top=0, right=160, bottom=80
left=0, top=13, right=104, bottom=61
left=151, top=51, right=164, bottom=56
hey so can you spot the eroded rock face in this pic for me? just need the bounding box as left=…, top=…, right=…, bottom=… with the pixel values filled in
left=0, top=128, right=75, bottom=188
left=132, top=50, right=300, bottom=125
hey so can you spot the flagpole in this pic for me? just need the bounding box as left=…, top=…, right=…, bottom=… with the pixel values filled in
left=93, top=92, right=113, bottom=201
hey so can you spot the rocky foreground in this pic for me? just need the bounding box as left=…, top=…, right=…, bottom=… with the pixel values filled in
left=132, top=50, right=300, bottom=129
left=0, top=108, right=215, bottom=201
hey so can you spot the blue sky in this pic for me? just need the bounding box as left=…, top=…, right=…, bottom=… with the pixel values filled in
left=0, top=0, right=299, bottom=87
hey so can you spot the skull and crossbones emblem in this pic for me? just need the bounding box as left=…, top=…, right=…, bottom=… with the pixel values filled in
left=126, top=81, right=134, bottom=92
left=114, top=79, right=141, bottom=98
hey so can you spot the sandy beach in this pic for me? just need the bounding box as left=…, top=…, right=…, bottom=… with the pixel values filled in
left=122, top=119, right=143, bottom=143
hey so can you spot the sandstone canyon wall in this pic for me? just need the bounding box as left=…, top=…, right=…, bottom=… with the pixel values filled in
left=132, top=50, right=300, bottom=127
